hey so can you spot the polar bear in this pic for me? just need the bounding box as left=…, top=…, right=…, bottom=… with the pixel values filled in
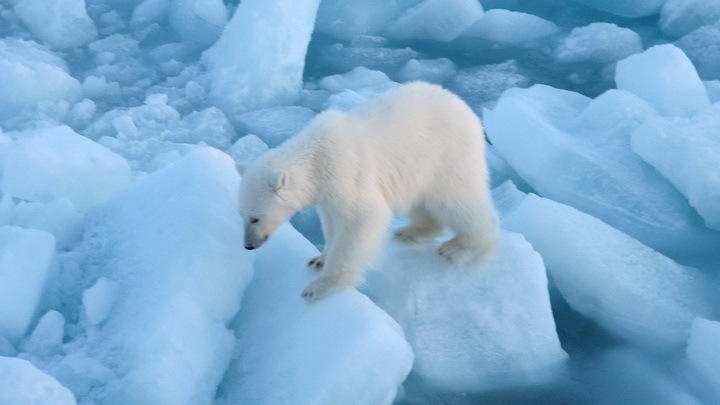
left=237, top=82, right=499, bottom=302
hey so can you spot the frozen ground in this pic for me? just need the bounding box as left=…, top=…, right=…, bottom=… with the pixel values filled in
left=1, top=0, right=720, bottom=404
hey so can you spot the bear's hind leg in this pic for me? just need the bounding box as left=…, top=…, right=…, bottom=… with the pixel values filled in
left=435, top=199, right=499, bottom=265
left=394, top=205, right=443, bottom=243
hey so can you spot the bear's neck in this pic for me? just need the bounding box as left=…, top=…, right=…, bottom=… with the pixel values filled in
left=272, top=143, right=320, bottom=210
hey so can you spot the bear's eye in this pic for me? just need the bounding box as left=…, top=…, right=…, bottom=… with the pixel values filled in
left=249, top=218, right=260, bottom=224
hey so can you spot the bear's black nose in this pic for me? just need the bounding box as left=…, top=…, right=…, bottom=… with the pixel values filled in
left=244, top=244, right=256, bottom=251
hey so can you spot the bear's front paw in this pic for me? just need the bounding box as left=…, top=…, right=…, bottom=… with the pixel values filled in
left=301, top=276, right=344, bottom=303
left=307, top=255, right=325, bottom=271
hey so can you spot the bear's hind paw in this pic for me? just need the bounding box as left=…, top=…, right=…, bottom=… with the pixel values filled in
left=307, top=255, right=325, bottom=271
left=438, top=238, right=486, bottom=265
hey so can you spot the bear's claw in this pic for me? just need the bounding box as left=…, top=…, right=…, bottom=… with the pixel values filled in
left=307, top=255, right=325, bottom=271
left=301, top=277, right=342, bottom=302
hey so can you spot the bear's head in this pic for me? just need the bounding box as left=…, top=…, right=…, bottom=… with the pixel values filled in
left=236, top=160, right=301, bottom=250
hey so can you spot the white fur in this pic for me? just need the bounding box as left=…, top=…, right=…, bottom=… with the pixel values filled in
left=237, top=82, right=500, bottom=302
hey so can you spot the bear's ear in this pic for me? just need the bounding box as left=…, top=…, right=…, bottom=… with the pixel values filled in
left=235, top=163, right=248, bottom=175
left=269, top=170, right=289, bottom=192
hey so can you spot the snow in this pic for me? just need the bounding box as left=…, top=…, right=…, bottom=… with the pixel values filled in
left=0, top=226, right=57, bottom=344
left=631, top=103, right=720, bottom=230
left=218, top=224, right=414, bottom=405
left=616, top=44, right=710, bottom=117
left=2, top=125, right=131, bottom=212
left=0, top=356, right=77, bottom=405
left=2, top=0, right=720, bottom=403
left=363, top=230, right=567, bottom=391
left=385, top=0, right=484, bottom=42
left=13, top=0, right=98, bottom=50
left=202, top=0, right=321, bottom=116
left=501, top=188, right=715, bottom=348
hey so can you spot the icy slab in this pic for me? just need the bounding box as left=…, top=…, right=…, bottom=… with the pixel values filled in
left=631, top=103, right=720, bottom=230
left=502, top=190, right=715, bottom=348
left=226, top=134, right=268, bottom=166
left=567, top=0, right=665, bottom=18
left=11, top=199, right=83, bottom=250
left=0, top=39, right=82, bottom=122
left=318, top=66, right=391, bottom=93
left=82, top=278, right=120, bottom=326
left=169, top=0, right=228, bottom=47
left=707, top=80, right=720, bottom=102
left=315, top=0, right=420, bottom=40
left=554, top=23, right=642, bottom=64
left=81, top=148, right=252, bottom=405
left=163, top=107, right=235, bottom=150
left=460, top=9, right=559, bottom=48
left=485, top=85, right=720, bottom=263
left=660, top=0, right=720, bottom=37
left=0, top=356, right=76, bottom=405
left=448, top=60, right=529, bottom=112
left=363, top=230, right=567, bottom=392
left=2, top=125, right=131, bottom=212
left=616, top=44, right=710, bottom=117
left=316, top=41, right=420, bottom=75
left=234, top=106, right=315, bottom=148
left=202, top=0, right=321, bottom=115
left=675, top=24, right=720, bottom=80
left=396, top=58, right=456, bottom=84
left=218, top=224, right=414, bottom=405
left=687, top=318, right=720, bottom=385
left=22, top=310, right=65, bottom=356
left=0, top=227, right=57, bottom=343
left=14, top=0, right=97, bottom=50
left=385, top=0, right=483, bottom=42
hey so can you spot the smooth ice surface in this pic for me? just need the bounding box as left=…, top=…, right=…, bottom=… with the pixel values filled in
left=632, top=104, right=720, bottom=230
left=81, top=148, right=252, bottom=405
left=485, top=85, right=720, bottom=263
left=385, top=0, right=483, bottom=42
left=567, top=0, right=665, bottom=18
left=502, top=191, right=715, bottom=348
left=22, top=310, right=65, bottom=356
left=675, top=24, right=720, bottom=81
left=616, top=44, right=710, bottom=117
left=461, top=9, right=559, bottom=47
left=82, top=278, right=120, bottom=326
left=315, top=0, right=420, bottom=41
left=0, top=356, right=77, bottom=405
left=234, top=106, right=315, bottom=147
left=396, top=58, right=456, bottom=84
left=168, top=0, right=228, bottom=47
left=363, top=230, right=567, bottom=391
left=2, top=125, right=131, bottom=211
left=318, top=66, right=391, bottom=93
left=554, top=23, right=643, bottom=64
left=0, top=227, right=57, bottom=343
left=219, top=224, right=414, bottom=405
left=13, top=0, right=97, bottom=50
left=0, top=39, right=82, bottom=122
left=202, top=0, right=321, bottom=116
left=686, top=318, right=720, bottom=386
left=10, top=198, right=83, bottom=250
left=660, top=0, right=720, bottom=37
